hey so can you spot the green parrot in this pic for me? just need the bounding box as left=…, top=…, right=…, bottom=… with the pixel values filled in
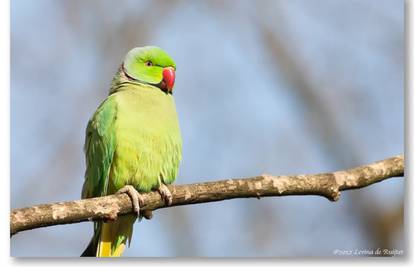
left=81, top=46, right=182, bottom=257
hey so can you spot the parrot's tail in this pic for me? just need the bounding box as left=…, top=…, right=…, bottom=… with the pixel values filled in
left=81, top=215, right=136, bottom=257
left=96, top=222, right=124, bottom=257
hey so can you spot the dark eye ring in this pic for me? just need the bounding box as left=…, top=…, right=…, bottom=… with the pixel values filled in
left=145, top=61, right=153, bottom=66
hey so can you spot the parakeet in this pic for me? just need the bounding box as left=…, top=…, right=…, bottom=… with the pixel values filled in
left=81, top=46, right=182, bottom=257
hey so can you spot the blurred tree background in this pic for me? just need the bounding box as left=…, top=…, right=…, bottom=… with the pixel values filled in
left=11, top=0, right=404, bottom=257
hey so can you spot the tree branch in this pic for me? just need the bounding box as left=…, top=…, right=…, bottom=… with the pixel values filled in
left=10, top=154, right=404, bottom=236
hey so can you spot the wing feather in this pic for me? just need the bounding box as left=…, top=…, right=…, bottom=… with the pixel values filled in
left=82, top=97, right=118, bottom=199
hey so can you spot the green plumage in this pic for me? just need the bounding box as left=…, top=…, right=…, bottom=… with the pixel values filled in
left=81, top=46, right=182, bottom=257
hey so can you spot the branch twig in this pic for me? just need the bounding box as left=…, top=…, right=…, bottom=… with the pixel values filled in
left=10, top=154, right=404, bottom=236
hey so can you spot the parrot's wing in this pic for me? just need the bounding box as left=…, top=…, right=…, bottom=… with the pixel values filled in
left=82, top=97, right=117, bottom=199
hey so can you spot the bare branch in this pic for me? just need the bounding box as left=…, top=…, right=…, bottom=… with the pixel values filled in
left=10, top=154, right=404, bottom=236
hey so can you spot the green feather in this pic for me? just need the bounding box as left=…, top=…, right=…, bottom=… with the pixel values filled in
left=123, top=46, right=176, bottom=86
left=81, top=46, right=182, bottom=257
left=108, top=81, right=182, bottom=193
left=81, top=97, right=117, bottom=198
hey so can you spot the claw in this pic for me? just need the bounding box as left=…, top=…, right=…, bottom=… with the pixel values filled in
left=158, top=183, right=173, bottom=206
left=116, top=185, right=143, bottom=216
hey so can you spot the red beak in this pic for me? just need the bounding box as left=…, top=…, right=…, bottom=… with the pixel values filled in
left=162, top=67, right=175, bottom=93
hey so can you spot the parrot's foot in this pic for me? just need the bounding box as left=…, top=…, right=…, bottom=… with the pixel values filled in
left=116, top=185, right=143, bottom=216
left=158, top=184, right=173, bottom=206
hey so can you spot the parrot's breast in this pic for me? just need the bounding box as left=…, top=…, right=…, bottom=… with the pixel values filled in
left=108, top=85, right=182, bottom=193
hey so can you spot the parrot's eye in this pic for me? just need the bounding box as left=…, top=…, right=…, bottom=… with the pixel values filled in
left=145, top=61, right=153, bottom=67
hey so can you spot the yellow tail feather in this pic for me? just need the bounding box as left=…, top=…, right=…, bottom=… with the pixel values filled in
left=97, top=222, right=115, bottom=257
left=112, top=243, right=126, bottom=257
left=96, top=215, right=135, bottom=257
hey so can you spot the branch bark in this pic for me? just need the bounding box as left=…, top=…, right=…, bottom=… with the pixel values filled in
left=10, top=154, right=404, bottom=236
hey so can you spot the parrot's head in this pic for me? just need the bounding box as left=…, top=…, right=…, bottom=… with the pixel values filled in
left=122, top=46, right=176, bottom=94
